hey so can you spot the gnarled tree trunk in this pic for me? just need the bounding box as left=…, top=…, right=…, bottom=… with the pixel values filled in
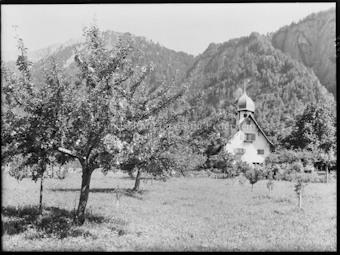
left=133, top=169, right=141, bottom=192
left=75, top=167, right=93, bottom=225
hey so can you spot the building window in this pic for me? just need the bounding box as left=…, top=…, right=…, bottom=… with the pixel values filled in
left=245, top=133, right=256, bottom=142
left=233, top=148, right=245, bottom=155
left=243, top=124, right=255, bottom=130
left=257, top=149, right=264, bottom=155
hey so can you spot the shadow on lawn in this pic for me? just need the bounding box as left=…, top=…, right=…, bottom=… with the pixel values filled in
left=2, top=205, right=106, bottom=239
left=50, top=188, right=144, bottom=200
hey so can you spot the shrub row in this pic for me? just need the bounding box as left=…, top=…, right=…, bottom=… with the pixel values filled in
left=277, top=172, right=336, bottom=183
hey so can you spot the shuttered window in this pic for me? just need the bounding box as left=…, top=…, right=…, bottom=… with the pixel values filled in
left=245, top=133, right=256, bottom=141
left=233, top=148, right=245, bottom=155
left=257, top=149, right=264, bottom=155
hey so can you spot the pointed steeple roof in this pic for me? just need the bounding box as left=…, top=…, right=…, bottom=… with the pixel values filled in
left=237, top=80, right=255, bottom=112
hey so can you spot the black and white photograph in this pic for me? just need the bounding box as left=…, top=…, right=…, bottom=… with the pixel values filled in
left=1, top=2, right=336, bottom=251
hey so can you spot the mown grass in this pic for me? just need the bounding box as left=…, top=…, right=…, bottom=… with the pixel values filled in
left=1, top=170, right=337, bottom=251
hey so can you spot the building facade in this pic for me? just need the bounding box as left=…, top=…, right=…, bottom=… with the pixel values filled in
left=225, top=89, right=274, bottom=166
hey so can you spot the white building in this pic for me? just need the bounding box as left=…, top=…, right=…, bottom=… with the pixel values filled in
left=225, top=89, right=274, bottom=166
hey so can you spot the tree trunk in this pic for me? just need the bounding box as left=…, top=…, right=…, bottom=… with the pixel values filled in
left=251, top=184, right=253, bottom=192
left=39, top=174, right=44, bottom=215
left=269, top=187, right=272, bottom=197
left=133, top=169, right=141, bottom=192
left=299, top=192, right=302, bottom=209
left=128, top=170, right=135, bottom=179
left=326, top=165, right=329, bottom=185
left=75, top=167, right=93, bottom=225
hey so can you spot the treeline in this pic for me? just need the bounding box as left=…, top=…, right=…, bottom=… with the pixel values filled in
left=183, top=32, right=334, bottom=145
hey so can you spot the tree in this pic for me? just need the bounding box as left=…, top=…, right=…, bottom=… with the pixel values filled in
left=209, top=150, right=237, bottom=177
left=57, top=22, right=198, bottom=224
left=2, top=36, right=68, bottom=215
left=294, top=179, right=307, bottom=209
left=283, top=100, right=336, bottom=183
left=188, top=105, right=236, bottom=168
left=2, top=22, right=193, bottom=225
left=266, top=179, right=274, bottom=197
left=284, top=101, right=336, bottom=152
left=245, top=166, right=262, bottom=191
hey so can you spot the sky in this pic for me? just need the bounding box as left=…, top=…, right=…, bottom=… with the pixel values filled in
left=1, top=3, right=336, bottom=57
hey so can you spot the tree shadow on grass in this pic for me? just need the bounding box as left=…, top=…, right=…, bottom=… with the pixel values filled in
left=49, top=188, right=144, bottom=200
left=49, top=188, right=116, bottom=193
left=2, top=205, right=105, bottom=239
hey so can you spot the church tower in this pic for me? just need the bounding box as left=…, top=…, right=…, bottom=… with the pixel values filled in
left=236, top=83, right=255, bottom=126
left=225, top=81, right=274, bottom=165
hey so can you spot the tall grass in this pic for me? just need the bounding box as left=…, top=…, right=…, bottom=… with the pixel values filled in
left=2, top=170, right=336, bottom=251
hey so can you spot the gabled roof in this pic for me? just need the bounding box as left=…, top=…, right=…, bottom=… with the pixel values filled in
left=226, top=115, right=274, bottom=147
left=246, top=115, right=274, bottom=146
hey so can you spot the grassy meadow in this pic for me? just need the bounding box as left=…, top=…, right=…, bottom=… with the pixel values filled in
left=1, top=170, right=337, bottom=251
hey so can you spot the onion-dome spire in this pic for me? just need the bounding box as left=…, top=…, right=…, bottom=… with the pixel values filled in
left=237, top=80, right=255, bottom=112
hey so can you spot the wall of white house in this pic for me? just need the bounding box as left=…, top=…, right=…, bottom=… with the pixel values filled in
left=225, top=120, right=270, bottom=165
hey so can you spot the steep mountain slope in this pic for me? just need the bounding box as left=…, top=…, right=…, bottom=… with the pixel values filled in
left=2, top=8, right=335, bottom=147
left=3, top=30, right=195, bottom=87
left=184, top=32, right=335, bottom=144
left=271, top=8, right=336, bottom=96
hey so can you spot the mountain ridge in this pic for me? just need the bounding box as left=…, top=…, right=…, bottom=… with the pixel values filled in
left=270, top=7, right=336, bottom=96
left=2, top=8, right=335, bottom=145
left=2, top=7, right=335, bottom=97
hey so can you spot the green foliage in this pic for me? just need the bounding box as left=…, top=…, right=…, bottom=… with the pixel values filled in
left=183, top=32, right=334, bottom=145
left=245, top=166, right=263, bottom=190
left=303, top=164, right=315, bottom=173
left=2, top=36, right=70, bottom=179
left=235, top=160, right=253, bottom=175
left=283, top=101, right=336, bottom=154
left=7, top=155, right=31, bottom=181
left=290, top=161, right=304, bottom=173
left=2, top=21, right=197, bottom=225
left=208, top=150, right=236, bottom=174
left=265, top=148, right=320, bottom=175
left=53, top=166, right=69, bottom=180
left=168, top=147, right=207, bottom=174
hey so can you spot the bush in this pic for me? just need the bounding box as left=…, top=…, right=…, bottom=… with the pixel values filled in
left=235, top=161, right=252, bottom=175
left=211, top=168, right=222, bottom=174
left=282, top=172, right=329, bottom=183
left=290, top=161, right=304, bottom=173
left=245, top=167, right=262, bottom=191
left=303, top=164, right=315, bottom=173
left=209, top=151, right=236, bottom=172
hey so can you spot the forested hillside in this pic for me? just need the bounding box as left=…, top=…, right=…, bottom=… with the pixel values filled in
left=184, top=32, right=335, bottom=145
left=271, top=8, right=336, bottom=96
left=2, top=8, right=335, bottom=147
left=3, top=30, right=195, bottom=88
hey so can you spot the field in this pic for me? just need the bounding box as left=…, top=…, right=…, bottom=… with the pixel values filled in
left=1, top=170, right=337, bottom=251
